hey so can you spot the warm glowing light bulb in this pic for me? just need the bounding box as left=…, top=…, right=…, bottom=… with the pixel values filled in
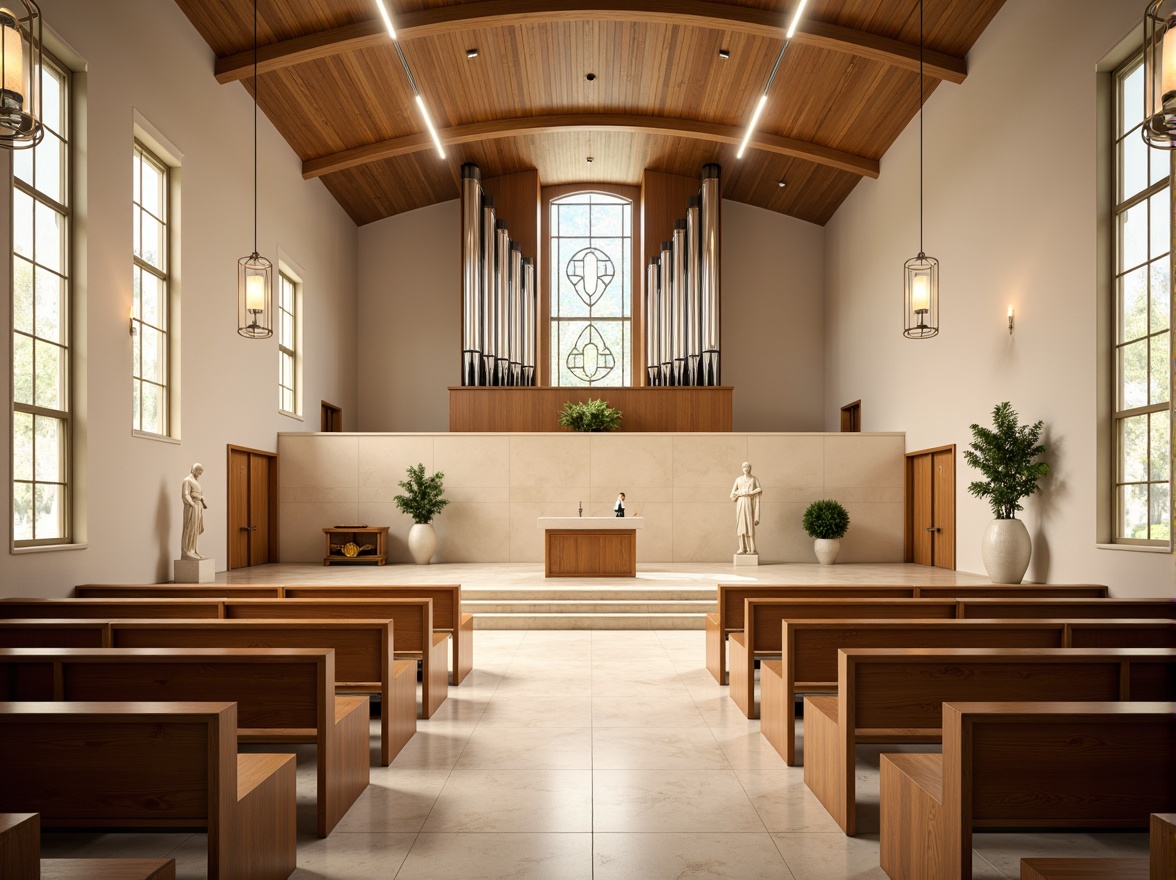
left=246, top=273, right=266, bottom=312
left=1163, top=24, right=1176, bottom=98
left=912, top=274, right=930, bottom=313
left=0, top=12, right=25, bottom=106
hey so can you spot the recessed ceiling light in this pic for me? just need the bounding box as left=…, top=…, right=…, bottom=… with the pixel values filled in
left=778, top=179, right=787, bottom=188
left=719, top=49, right=730, bottom=59
left=466, top=48, right=479, bottom=59
left=586, top=156, right=594, bottom=163
left=585, top=73, right=596, bottom=82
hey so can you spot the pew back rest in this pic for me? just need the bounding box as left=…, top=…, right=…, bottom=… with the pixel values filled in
left=915, top=584, right=1108, bottom=599
left=281, top=585, right=460, bottom=631
left=107, top=619, right=390, bottom=688
left=959, top=598, right=1176, bottom=619
left=0, top=598, right=223, bottom=619
left=718, top=585, right=916, bottom=631
left=747, top=598, right=959, bottom=651
left=0, top=619, right=109, bottom=647
left=75, top=584, right=283, bottom=598
left=786, top=619, right=1069, bottom=686
left=0, top=647, right=333, bottom=732
left=1067, top=620, right=1176, bottom=647
left=943, top=701, right=1176, bottom=829
left=841, top=647, right=1176, bottom=732
left=222, top=598, right=431, bottom=654
left=0, top=700, right=236, bottom=827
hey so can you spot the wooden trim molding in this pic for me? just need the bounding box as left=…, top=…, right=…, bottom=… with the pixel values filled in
left=302, top=113, right=880, bottom=180
left=215, top=1, right=967, bottom=86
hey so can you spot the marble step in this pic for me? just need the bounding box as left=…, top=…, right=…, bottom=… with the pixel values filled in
left=472, top=612, right=707, bottom=630
left=463, top=587, right=718, bottom=601
left=465, top=599, right=713, bottom=614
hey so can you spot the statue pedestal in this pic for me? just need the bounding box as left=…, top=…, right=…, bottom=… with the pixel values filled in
left=174, top=557, right=215, bottom=584
left=733, top=552, right=759, bottom=566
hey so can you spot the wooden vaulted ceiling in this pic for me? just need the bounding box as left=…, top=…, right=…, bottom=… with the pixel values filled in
left=173, top=0, right=1006, bottom=226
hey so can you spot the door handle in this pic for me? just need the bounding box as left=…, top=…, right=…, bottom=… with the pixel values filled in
left=240, top=526, right=257, bottom=531
left=924, top=527, right=941, bottom=533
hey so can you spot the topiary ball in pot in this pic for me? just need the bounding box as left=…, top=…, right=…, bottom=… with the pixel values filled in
left=802, top=499, right=850, bottom=564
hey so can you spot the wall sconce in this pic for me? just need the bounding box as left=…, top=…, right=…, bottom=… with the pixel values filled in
left=1007, top=305, right=1014, bottom=334
left=130, top=306, right=136, bottom=337
left=1144, top=0, right=1176, bottom=148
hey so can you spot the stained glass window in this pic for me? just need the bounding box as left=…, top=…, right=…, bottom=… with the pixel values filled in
left=549, top=192, right=632, bottom=386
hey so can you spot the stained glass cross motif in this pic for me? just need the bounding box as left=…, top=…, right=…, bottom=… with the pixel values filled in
left=567, top=246, right=615, bottom=307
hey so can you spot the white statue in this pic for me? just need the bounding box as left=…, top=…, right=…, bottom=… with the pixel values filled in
left=181, top=463, right=207, bottom=560
left=730, top=461, right=762, bottom=554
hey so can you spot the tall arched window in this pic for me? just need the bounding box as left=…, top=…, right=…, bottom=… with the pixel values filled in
left=549, top=191, right=633, bottom=386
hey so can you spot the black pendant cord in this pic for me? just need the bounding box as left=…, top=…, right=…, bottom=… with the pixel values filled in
left=918, top=0, right=924, bottom=258
left=253, top=0, right=259, bottom=257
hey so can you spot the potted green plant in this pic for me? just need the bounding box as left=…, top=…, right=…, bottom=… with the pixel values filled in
left=963, top=401, right=1050, bottom=584
left=802, top=499, right=850, bottom=564
left=393, top=463, right=449, bottom=564
left=557, top=398, right=623, bottom=432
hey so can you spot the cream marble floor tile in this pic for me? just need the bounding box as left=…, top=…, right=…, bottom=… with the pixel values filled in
left=593, top=769, right=766, bottom=832
left=387, top=726, right=473, bottom=770
left=38, top=831, right=196, bottom=861
left=733, top=768, right=844, bottom=833
left=591, top=694, right=708, bottom=728
left=771, top=832, right=891, bottom=880
left=477, top=696, right=593, bottom=727
left=592, top=727, right=729, bottom=770
left=970, top=831, right=1150, bottom=879
left=455, top=726, right=592, bottom=769
left=712, top=727, right=789, bottom=770
left=334, top=769, right=451, bottom=832
left=421, top=769, right=592, bottom=832
left=594, top=832, right=796, bottom=880
left=395, top=832, right=593, bottom=880
left=491, top=675, right=593, bottom=700
left=288, top=832, right=416, bottom=879
left=589, top=678, right=691, bottom=699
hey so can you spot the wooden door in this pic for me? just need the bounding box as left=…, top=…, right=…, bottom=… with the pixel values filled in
left=905, top=445, right=955, bottom=569
left=227, top=445, right=279, bottom=570
left=321, top=401, right=342, bottom=432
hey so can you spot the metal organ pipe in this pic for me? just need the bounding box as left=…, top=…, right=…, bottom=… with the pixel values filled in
left=672, top=220, right=687, bottom=387
left=659, top=240, right=673, bottom=385
left=645, top=257, right=660, bottom=386
left=509, top=242, right=523, bottom=386
left=522, top=257, right=536, bottom=386
left=700, top=163, right=721, bottom=386
left=480, top=197, right=497, bottom=385
left=495, top=220, right=511, bottom=386
left=460, top=164, right=483, bottom=386
left=685, top=195, right=702, bottom=386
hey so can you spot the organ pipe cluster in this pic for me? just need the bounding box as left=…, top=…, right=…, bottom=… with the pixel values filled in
left=646, top=164, right=722, bottom=386
left=460, top=163, right=537, bottom=386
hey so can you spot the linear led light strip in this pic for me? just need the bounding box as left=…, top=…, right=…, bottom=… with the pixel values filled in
left=736, top=0, right=808, bottom=159
left=374, top=0, right=446, bottom=159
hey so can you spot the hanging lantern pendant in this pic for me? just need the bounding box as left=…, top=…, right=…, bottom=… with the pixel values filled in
left=237, top=0, right=273, bottom=338
left=0, top=1, right=43, bottom=149
left=1143, top=0, right=1176, bottom=148
left=903, top=0, right=939, bottom=339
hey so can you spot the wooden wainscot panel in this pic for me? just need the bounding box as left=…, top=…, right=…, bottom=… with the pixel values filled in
left=449, top=386, right=733, bottom=432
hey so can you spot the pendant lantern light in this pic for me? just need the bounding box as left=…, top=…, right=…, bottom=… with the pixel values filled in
left=903, top=0, right=939, bottom=339
left=238, top=0, right=272, bottom=339
left=1143, top=0, right=1176, bottom=148
left=0, top=0, right=43, bottom=149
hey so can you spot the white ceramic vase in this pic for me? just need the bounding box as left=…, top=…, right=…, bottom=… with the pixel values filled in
left=408, top=522, right=436, bottom=565
left=980, top=518, right=1031, bottom=584
left=814, top=537, right=841, bottom=565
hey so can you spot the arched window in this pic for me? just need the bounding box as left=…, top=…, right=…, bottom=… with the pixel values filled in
left=548, top=191, right=633, bottom=386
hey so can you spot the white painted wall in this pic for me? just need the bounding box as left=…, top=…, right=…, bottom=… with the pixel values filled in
left=0, top=0, right=358, bottom=595
left=356, top=198, right=827, bottom=432
left=279, top=432, right=904, bottom=565
left=824, top=0, right=1175, bottom=594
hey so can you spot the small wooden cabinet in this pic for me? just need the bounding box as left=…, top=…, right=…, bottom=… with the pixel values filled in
left=323, top=526, right=389, bottom=565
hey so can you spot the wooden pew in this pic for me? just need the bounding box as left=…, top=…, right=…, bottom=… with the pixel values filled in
left=958, top=597, right=1176, bottom=619
left=222, top=598, right=448, bottom=718
left=1, top=812, right=176, bottom=880
left=1068, top=619, right=1176, bottom=647
left=706, top=584, right=1109, bottom=686
left=707, top=585, right=918, bottom=684
left=1019, top=812, right=1175, bottom=880
left=761, top=618, right=1075, bottom=765
left=0, top=619, right=108, bottom=647
left=0, top=701, right=297, bottom=880
left=0, top=647, right=370, bottom=838
left=75, top=584, right=283, bottom=598
left=0, top=598, right=223, bottom=619
left=281, top=585, right=473, bottom=685
left=106, top=619, right=413, bottom=766
left=729, top=598, right=960, bottom=718
left=803, top=646, right=1176, bottom=835
left=879, top=701, right=1176, bottom=880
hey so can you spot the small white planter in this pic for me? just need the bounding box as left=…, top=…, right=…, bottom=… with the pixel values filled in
left=814, top=537, right=841, bottom=565
left=980, top=518, right=1031, bottom=584
left=408, top=522, right=437, bottom=565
